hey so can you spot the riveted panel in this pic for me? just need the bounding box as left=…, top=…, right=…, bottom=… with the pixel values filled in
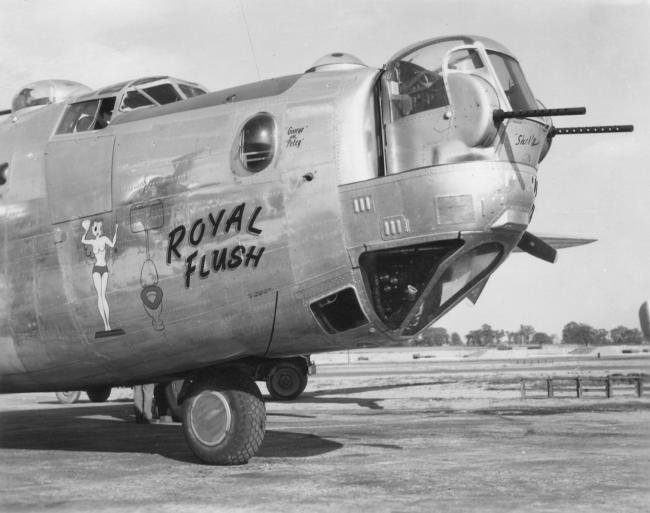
left=45, top=134, right=114, bottom=223
left=435, top=195, right=474, bottom=225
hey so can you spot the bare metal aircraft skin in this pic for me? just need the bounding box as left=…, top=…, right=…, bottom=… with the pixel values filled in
left=0, top=36, right=632, bottom=464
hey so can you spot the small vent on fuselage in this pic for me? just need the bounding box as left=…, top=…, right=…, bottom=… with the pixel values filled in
left=352, top=195, right=373, bottom=214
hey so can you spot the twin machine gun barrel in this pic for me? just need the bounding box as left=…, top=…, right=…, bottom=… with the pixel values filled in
left=493, top=106, right=634, bottom=137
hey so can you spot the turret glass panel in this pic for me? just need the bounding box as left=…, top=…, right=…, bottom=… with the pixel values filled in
left=486, top=51, right=536, bottom=111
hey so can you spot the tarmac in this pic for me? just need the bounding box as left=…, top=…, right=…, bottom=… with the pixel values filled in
left=1, top=353, right=649, bottom=512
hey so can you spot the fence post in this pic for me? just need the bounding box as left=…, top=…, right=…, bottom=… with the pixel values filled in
left=547, top=377, right=554, bottom=398
left=520, top=379, right=526, bottom=399
left=636, top=376, right=643, bottom=397
left=576, top=376, right=583, bottom=399
left=605, top=375, right=612, bottom=398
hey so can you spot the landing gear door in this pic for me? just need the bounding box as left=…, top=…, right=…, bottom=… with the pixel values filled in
left=45, top=133, right=114, bottom=224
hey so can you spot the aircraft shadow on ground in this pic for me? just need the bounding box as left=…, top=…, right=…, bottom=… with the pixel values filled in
left=0, top=404, right=343, bottom=463
left=304, top=379, right=453, bottom=397
left=266, top=380, right=453, bottom=410
left=37, top=397, right=134, bottom=405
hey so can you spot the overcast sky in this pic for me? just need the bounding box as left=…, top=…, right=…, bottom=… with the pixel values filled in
left=1, top=0, right=648, bottom=338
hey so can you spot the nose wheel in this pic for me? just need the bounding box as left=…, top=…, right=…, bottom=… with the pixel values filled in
left=182, top=372, right=265, bottom=465
left=85, top=386, right=112, bottom=403
left=266, top=362, right=308, bottom=401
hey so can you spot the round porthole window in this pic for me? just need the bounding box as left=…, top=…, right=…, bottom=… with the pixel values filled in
left=233, top=113, right=277, bottom=174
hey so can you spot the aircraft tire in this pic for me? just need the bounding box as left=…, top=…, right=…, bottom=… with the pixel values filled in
left=182, top=372, right=266, bottom=465
left=85, top=386, right=112, bottom=403
left=266, top=362, right=308, bottom=401
left=55, top=391, right=81, bottom=404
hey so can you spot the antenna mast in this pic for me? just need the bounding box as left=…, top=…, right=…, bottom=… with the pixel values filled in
left=238, top=0, right=261, bottom=81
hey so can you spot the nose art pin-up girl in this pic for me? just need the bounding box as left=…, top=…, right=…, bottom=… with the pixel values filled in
left=81, top=219, right=124, bottom=337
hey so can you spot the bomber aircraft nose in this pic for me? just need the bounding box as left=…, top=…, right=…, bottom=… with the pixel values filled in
left=0, top=32, right=633, bottom=467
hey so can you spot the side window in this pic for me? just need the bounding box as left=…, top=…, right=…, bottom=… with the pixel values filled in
left=232, top=113, right=277, bottom=174
left=310, top=288, right=368, bottom=334
left=57, top=100, right=99, bottom=134
left=95, top=97, right=116, bottom=129
left=56, top=97, right=116, bottom=134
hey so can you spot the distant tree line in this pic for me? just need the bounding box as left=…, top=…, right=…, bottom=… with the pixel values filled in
left=561, top=322, right=643, bottom=346
left=411, top=322, right=644, bottom=347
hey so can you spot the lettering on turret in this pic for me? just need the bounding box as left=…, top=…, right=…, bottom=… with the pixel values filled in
left=515, top=134, right=540, bottom=146
left=166, top=202, right=265, bottom=288
left=286, top=125, right=306, bottom=148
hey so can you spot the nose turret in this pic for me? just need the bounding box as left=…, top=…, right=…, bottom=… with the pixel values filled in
left=338, top=36, right=546, bottom=338
left=336, top=35, right=632, bottom=340
left=380, top=36, right=550, bottom=174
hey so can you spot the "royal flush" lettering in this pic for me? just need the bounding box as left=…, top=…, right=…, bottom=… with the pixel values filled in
left=166, top=202, right=265, bottom=288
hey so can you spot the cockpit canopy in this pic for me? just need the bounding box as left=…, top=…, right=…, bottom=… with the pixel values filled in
left=55, top=76, right=208, bottom=134
left=98, top=76, right=208, bottom=113
left=11, top=80, right=91, bottom=113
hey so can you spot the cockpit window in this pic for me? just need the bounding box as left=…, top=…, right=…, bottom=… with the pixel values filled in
left=56, top=97, right=115, bottom=134
left=179, top=83, right=207, bottom=98
left=62, top=100, right=99, bottom=133
left=142, top=83, right=182, bottom=105
left=119, top=81, right=206, bottom=112
left=487, top=51, right=536, bottom=111
left=121, top=90, right=155, bottom=111
left=94, top=97, right=115, bottom=129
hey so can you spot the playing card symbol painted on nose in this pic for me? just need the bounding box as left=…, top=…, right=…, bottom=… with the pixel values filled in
left=140, top=285, right=163, bottom=310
